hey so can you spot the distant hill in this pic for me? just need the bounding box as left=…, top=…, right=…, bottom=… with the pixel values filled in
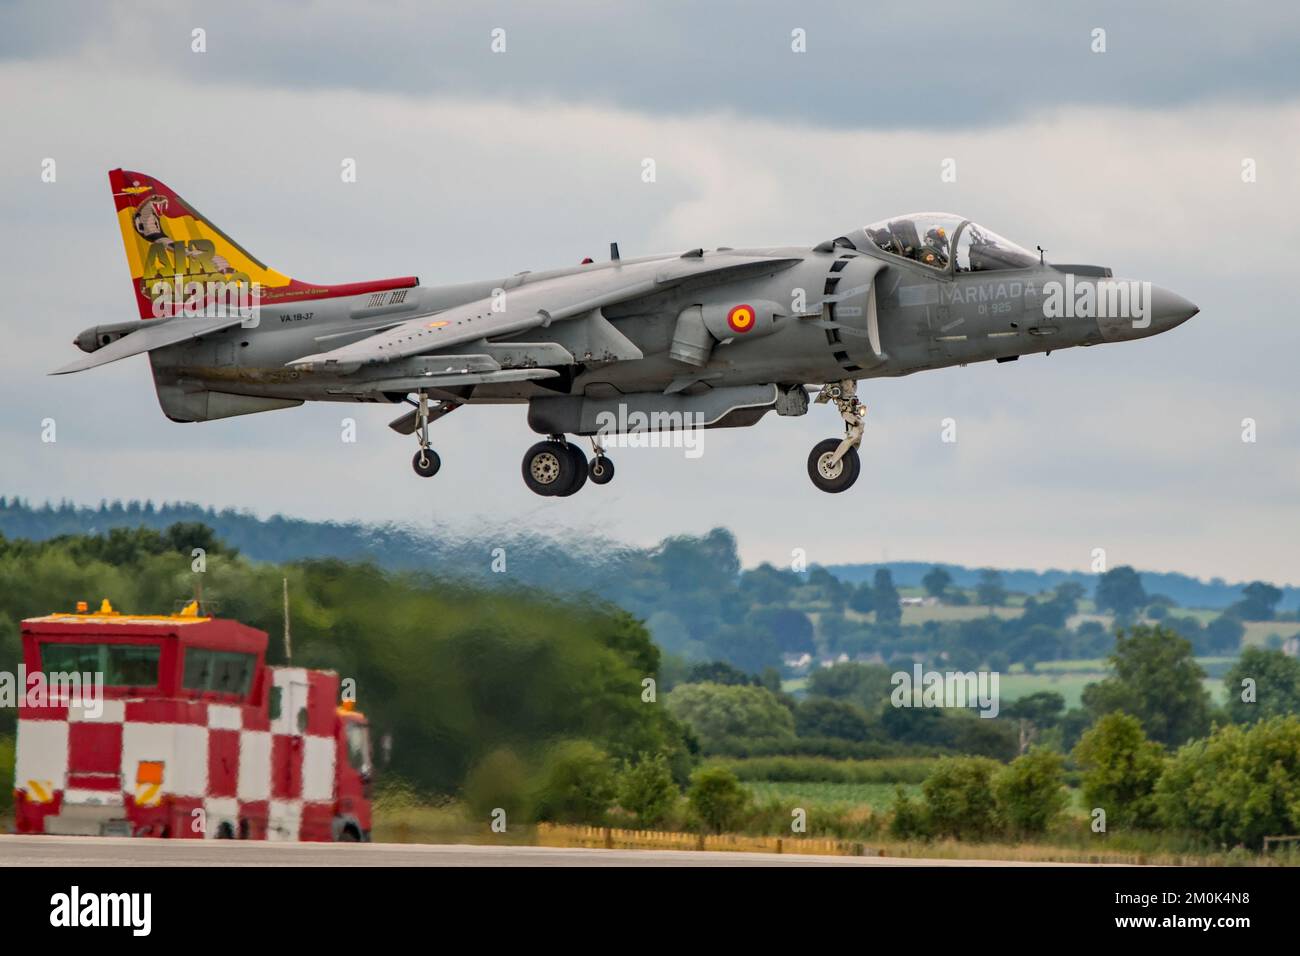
left=2, top=496, right=1292, bottom=612
left=824, top=562, right=1299, bottom=612
left=0, top=496, right=630, bottom=597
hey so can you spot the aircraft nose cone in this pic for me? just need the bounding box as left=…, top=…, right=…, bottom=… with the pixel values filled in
left=1149, top=285, right=1199, bottom=331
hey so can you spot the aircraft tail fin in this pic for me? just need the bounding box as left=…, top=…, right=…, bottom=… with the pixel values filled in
left=108, top=169, right=418, bottom=320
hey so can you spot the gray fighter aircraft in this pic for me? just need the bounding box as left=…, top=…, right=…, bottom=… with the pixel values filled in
left=58, top=170, right=1198, bottom=495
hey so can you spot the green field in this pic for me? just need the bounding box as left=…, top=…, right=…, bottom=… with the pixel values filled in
left=901, top=604, right=1023, bottom=625
left=997, top=672, right=1097, bottom=708
left=999, top=669, right=1230, bottom=708
left=742, top=780, right=918, bottom=810
left=1243, top=619, right=1300, bottom=647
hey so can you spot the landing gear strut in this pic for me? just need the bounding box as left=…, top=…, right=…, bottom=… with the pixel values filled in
left=409, top=391, right=442, bottom=478
left=808, top=379, right=864, bottom=493
left=587, top=438, right=615, bottom=485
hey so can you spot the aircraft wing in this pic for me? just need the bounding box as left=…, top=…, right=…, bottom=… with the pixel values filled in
left=51, top=316, right=247, bottom=374
left=286, top=253, right=799, bottom=370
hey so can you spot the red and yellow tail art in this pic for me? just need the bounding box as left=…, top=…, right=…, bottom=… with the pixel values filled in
left=109, top=168, right=417, bottom=319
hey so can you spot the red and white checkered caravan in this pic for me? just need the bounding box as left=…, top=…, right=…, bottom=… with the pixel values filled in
left=14, top=602, right=373, bottom=841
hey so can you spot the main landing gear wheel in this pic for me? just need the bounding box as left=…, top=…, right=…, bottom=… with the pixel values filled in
left=588, top=455, right=615, bottom=485
left=807, top=438, right=860, bottom=493
left=560, top=443, right=588, bottom=497
left=522, top=440, right=586, bottom=496
left=412, top=449, right=441, bottom=478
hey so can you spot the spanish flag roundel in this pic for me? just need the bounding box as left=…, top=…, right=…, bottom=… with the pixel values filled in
left=727, top=304, right=756, bottom=333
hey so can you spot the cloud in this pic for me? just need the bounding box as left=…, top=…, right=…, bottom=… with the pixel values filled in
left=0, top=35, right=1296, bottom=586
left=3, top=1, right=1300, bottom=129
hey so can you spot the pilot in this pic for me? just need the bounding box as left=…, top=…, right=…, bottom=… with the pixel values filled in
left=921, top=226, right=949, bottom=268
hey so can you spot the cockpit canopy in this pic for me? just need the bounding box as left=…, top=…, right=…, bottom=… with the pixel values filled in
left=848, top=213, right=1038, bottom=273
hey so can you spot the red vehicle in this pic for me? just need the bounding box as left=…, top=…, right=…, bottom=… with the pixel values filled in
left=13, top=601, right=373, bottom=841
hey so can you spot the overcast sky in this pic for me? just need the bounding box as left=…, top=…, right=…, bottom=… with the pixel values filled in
left=1, top=0, right=1297, bottom=585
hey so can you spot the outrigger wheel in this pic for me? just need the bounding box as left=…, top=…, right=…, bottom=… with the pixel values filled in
left=410, top=390, right=443, bottom=478
left=588, top=454, right=615, bottom=485
left=412, top=448, right=441, bottom=478
left=522, top=439, right=587, bottom=497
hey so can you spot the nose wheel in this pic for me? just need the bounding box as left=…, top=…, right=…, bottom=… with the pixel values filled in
left=809, top=379, right=865, bottom=493
left=808, top=439, right=859, bottom=492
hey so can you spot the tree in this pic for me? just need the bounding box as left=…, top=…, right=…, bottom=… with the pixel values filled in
left=807, top=567, right=848, bottom=611
left=873, top=569, right=902, bottom=627
left=921, top=756, right=1001, bottom=839
left=1232, top=581, right=1282, bottom=621
left=532, top=740, right=615, bottom=824
left=738, top=563, right=797, bottom=605
left=847, top=582, right=876, bottom=615
left=664, top=682, right=795, bottom=748
left=1004, top=691, right=1066, bottom=750
left=1053, top=581, right=1086, bottom=615
left=1203, top=614, right=1244, bottom=654
left=994, top=748, right=1069, bottom=836
left=1072, top=713, right=1165, bottom=829
left=616, top=753, right=678, bottom=828
left=1094, top=566, right=1147, bottom=618
left=706, top=623, right=781, bottom=674
left=1081, top=624, right=1211, bottom=746
left=1224, top=648, right=1300, bottom=724
left=888, top=786, right=931, bottom=840
left=975, top=569, right=1006, bottom=609
left=806, top=661, right=894, bottom=712
left=463, top=748, right=533, bottom=821
left=922, top=566, right=953, bottom=599
left=1156, top=717, right=1300, bottom=848
left=683, top=661, right=755, bottom=687
left=794, top=698, right=873, bottom=741
left=748, top=608, right=815, bottom=654
left=687, top=766, right=750, bottom=833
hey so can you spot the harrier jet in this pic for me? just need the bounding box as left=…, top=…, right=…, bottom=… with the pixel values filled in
left=57, top=170, right=1198, bottom=495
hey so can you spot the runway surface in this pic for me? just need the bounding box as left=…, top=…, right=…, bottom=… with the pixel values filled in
left=0, top=834, right=1095, bottom=866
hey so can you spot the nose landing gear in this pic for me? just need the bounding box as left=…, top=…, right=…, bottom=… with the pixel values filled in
left=808, top=379, right=865, bottom=493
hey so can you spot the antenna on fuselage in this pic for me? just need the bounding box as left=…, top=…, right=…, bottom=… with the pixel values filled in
left=610, top=242, right=620, bottom=262
left=1036, top=245, right=1046, bottom=265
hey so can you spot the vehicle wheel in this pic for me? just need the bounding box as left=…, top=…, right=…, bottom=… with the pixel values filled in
left=522, top=440, right=573, bottom=496
left=215, top=821, right=235, bottom=839
left=337, top=825, right=360, bottom=842
left=807, top=439, right=860, bottom=493
left=557, top=444, right=588, bottom=497
left=412, top=449, right=441, bottom=478
left=588, top=455, right=615, bottom=485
